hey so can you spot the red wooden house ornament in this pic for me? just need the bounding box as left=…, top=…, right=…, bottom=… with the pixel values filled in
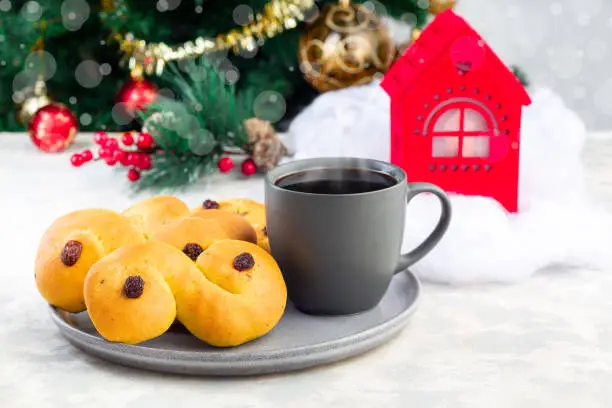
left=381, top=10, right=531, bottom=213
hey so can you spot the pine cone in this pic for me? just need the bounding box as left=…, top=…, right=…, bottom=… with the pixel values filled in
left=244, top=118, right=288, bottom=171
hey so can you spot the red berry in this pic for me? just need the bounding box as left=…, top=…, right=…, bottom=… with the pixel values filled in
left=217, top=157, right=234, bottom=174
left=127, top=168, right=141, bottom=182
left=121, top=132, right=134, bottom=146
left=81, top=150, right=93, bottom=162
left=137, top=153, right=152, bottom=170
left=94, top=131, right=107, bottom=145
left=70, top=153, right=83, bottom=167
left=105, top=137, right=119, bottom=150
left=117, top=150, right=130, bottom=166
left=104, top=156, right=118, bottom=166
left=137, top=132, right=154, bottom=149
left=126, top=152, right=138, bottom=165
left=98, top=147, right=111, bottom=158
left=112, top=149, right=126, bottom=164
left=241, top=158, right=257, bottom=176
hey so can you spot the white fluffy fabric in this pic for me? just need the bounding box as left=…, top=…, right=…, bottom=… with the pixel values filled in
left=286, top=82, right=612, bottom=284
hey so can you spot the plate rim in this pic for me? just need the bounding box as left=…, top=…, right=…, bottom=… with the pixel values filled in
left=49, top=270, right=421, bottom=368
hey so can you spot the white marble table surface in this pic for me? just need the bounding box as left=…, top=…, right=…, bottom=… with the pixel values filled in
left=2, top=132, right=612, bottom=408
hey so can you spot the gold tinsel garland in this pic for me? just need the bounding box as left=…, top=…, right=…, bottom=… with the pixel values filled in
left=101, top=0, right=316, bottom=78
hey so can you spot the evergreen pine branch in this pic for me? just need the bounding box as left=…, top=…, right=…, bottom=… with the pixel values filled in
left=131, top=151, right=217, bottom=192
left=132, top=59, right=250, bottom=191
left=511, top=65, right=530, bottom=88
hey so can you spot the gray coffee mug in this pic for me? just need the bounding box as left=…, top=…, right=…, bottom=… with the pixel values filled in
left=265, top=157, right=451, bottom=315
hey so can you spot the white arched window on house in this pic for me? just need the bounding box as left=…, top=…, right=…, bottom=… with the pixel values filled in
left=429, top=102, right=494, bottom=158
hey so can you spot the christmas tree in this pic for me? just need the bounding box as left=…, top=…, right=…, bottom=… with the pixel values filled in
left=0, top=0, right=430, bottom=132
left=3, top=0, right=528, bottom=190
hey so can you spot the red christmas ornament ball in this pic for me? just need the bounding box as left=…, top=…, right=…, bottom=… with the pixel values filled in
left=116, top=78, right=158, bottom=115
left=217, top=157, right=234, bottom=173
left=241, top=158, right=257, bottom=176
left=28, top=102, right=79, bottom=153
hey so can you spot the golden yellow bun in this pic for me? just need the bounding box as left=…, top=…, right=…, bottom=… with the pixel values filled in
left=198, top=198, right=269, bottom=252
left=35, top=209, right=146, bottom=313
left=194, top=240, right=285, bottom=346
left=255, top=225, right=270, bottom=253
left=217, top=198, right=266, bottom=227
left=191, top=207, right=257, bottom=244
left=149, top=216, right=229, bottom=259
left=84, top=240, right=287, bottom=347
left=122, top=196, right=190, bottom=238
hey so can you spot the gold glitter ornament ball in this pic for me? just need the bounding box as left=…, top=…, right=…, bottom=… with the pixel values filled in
left=17, top=77, right=51, bottom=126
left=298, top=0, right=396, bottom=93
left=18, top=94, right=51, bottom=126
left=428, top=0, right=457, bottom=15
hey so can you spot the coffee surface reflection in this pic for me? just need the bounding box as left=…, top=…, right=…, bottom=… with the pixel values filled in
left=275, top=168, right=397, bottom=195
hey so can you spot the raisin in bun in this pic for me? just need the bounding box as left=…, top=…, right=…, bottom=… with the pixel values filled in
left=83, top=240, right=287, bottom=347
left=122, top=196, right=190, bottom=238
left=191, top=202, right=257, bottom=244
left=149, top=216, right=229, bottom=259
left=35, top=209, right=146, bottom=313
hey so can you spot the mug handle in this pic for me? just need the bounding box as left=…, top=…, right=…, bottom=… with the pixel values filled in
left=394, top=182, right=452, bottom=274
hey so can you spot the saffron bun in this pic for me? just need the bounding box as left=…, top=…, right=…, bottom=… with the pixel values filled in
left=149, top=216, right=229, bottom=259
left=34, top=209, right=146, bottom=313
left=255, top=225, right=270, bottom=253
left=34, top=196, right=283, bottom=348
left=122, top=196, right=190, bottom=238
left=197, top=198, right=270, bottom=253
left=217, top=198, right=266, bottom=228
left=83, top=240, right=287, bottom=347
left=190, top=207, right=257, bottom=244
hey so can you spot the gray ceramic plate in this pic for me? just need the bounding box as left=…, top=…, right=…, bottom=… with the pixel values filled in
left=49, top=270, right=420, bottom=376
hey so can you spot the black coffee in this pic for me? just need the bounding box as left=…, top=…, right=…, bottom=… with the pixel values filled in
left=275, top=168, right=397, bottom=195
